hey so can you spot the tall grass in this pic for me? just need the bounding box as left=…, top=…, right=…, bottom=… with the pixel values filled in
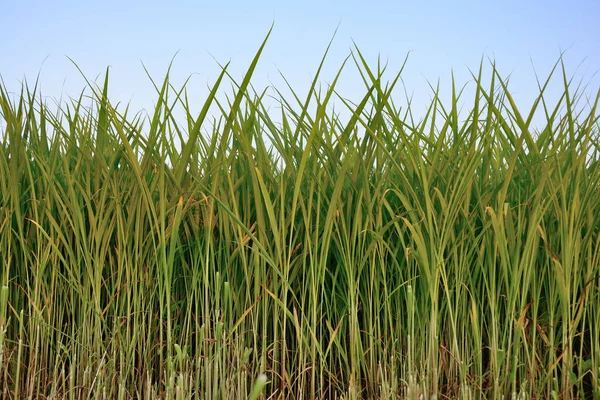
left=1, top=32, right=599, bottom=399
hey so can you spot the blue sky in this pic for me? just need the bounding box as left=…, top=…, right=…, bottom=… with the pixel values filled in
left=1, top=0, right=599, bottom=128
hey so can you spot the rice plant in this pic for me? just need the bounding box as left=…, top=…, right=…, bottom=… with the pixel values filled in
left=1, top=31, right=599, bottom=399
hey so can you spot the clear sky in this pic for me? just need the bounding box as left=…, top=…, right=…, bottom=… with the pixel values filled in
left=1, top=0, right=599, bottom=128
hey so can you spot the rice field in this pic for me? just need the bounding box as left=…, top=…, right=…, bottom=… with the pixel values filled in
left=1, top=32, right=600, bottom=399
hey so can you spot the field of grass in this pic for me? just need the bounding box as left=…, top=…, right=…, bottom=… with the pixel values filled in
left=1, top=32, right=600, bottom=399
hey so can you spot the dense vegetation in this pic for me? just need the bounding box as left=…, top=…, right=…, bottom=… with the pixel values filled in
left=1, top=32, right=599, bottom=399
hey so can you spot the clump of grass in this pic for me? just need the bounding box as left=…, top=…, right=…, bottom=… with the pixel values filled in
left=1, top=31, right=599, bottom=399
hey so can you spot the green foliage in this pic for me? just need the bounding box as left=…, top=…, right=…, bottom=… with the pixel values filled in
left=1, top=35, right=599, bottom=399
